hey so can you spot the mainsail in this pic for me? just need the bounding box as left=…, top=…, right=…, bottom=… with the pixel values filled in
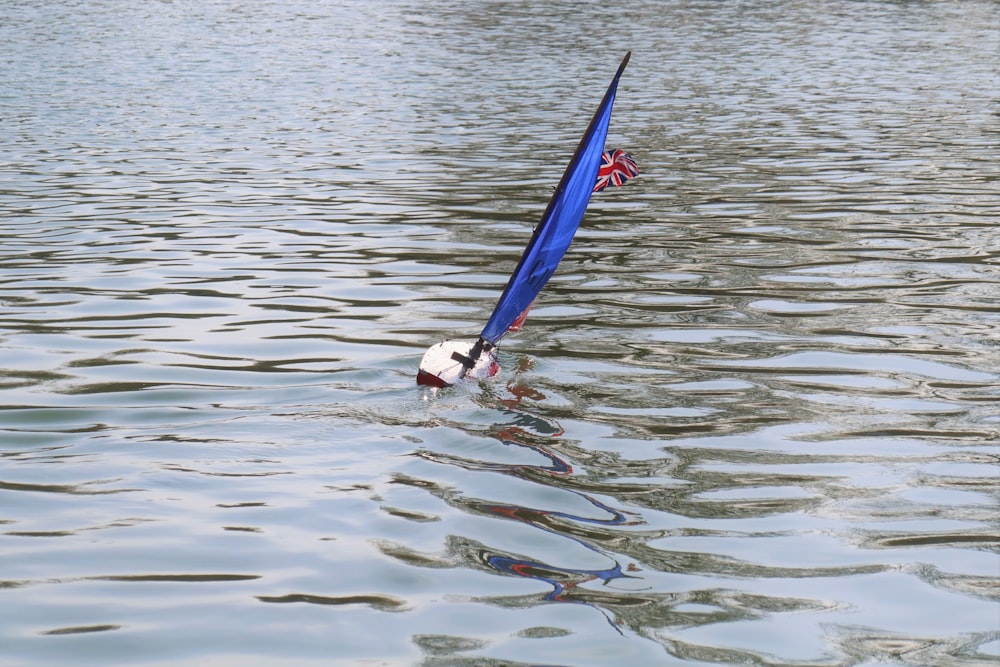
left=479, top=51, right=632, bottom=345
left=416, top=52, right=634, bottom=387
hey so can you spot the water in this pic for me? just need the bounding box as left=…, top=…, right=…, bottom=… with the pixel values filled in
left=2, top=1, right=998, bottom=665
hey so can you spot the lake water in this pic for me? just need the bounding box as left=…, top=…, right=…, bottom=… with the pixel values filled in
left=2, top=1, right=998, bottom=665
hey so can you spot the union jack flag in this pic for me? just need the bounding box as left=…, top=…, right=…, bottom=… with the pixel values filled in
left=594, top=148, right=638, bottom=192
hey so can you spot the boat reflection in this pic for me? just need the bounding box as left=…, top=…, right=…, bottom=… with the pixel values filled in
left=484, top=553, right=641, bottom=634
left=422, top=372, right=649, bottom=633
left=477, top=488, right=646, bottom=634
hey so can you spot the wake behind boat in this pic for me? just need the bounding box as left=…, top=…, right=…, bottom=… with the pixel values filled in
left=417, top=52, right=637, bottom=388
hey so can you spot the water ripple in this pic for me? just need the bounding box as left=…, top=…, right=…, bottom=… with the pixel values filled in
left=2, top=0, right=998, bottom=665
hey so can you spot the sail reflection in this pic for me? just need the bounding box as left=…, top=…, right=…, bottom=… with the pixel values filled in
left=418, top=376, right=649, bottom=633
left=483, top=553, right=641, bottom=634
left=476, top=488, right=646, bottom=633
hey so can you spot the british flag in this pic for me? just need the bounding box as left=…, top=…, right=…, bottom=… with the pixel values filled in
left=594, top=148, right=638, bottom=192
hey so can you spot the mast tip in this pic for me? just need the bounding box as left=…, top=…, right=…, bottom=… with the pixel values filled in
left=618, top=51, right=632, bottom=76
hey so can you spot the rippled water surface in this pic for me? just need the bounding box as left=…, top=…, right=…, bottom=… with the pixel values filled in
left=2, top=1, right=999, bottom=665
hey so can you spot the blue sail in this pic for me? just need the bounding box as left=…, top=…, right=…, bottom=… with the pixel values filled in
left=479, top=52, right=631, bottom=345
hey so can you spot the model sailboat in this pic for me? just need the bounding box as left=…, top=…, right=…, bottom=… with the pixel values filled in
left=417, top=52, right=637, bottom=388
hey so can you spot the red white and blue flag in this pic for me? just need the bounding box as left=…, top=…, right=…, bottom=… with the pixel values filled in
left=594, top=148, right=638, bottom=192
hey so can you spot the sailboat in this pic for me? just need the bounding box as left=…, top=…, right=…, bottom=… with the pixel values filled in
left=417, top=52, right=636, bottom=388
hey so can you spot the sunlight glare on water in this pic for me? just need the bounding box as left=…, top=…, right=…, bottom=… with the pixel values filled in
left=1, top=0, right=998, bottom=665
